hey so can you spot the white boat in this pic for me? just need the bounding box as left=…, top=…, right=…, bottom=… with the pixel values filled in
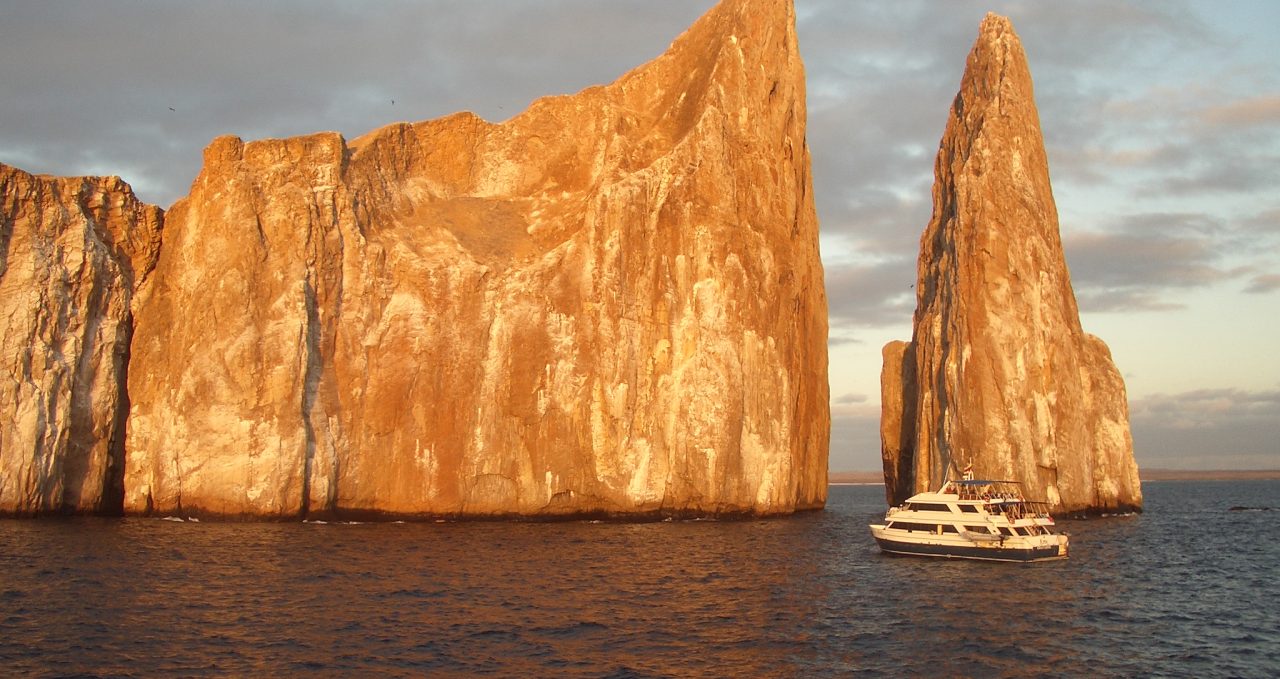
left=868, top=475, right=1068, bottom=562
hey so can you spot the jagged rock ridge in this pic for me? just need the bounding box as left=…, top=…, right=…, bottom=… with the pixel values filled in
left=880, top=14, right=1142, bottom=514
left=121, top=0, right=829, bottom=519
left=0, top=164, right=162, bottom=515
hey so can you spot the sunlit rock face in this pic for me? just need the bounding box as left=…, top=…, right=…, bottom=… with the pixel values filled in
left=880, top=14, right=1142, bottom=515
left=0, top=163, right=162, bottom=515
left=124, top=0, right=829, bottom=519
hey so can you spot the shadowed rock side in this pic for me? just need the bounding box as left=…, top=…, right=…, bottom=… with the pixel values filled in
left=124, top=0, right=829, bottom=519
left=880, top=14, right=1141, bottom=515
left=0, top=163, right=162, bottom=515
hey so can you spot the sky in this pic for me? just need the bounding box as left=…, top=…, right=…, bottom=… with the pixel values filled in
left=2, top=0, right=1277, bottom=472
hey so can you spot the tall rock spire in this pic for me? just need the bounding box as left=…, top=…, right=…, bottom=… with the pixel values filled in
left=881, top=14, right=1142, bottom=514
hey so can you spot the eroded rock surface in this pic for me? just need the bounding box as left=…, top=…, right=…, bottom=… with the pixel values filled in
left=880, top=14, right=1142, bottom=514
left=124, top=0, right=829, bottom=519
left=0, top=163, right=162, bottom=515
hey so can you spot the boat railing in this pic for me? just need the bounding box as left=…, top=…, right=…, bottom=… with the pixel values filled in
left=1021, top=500, right=1054, bottom=518
left=953, top=480, right=1027, bottom=502
left=952, top=480, right=1055, bottom=517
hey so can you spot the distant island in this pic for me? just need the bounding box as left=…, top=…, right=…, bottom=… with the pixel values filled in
left=828, top=472, right=888, bottom=485
left=831, top=469, right=1280, bottom=484
left=1137, top=469, right=1280, bottom=481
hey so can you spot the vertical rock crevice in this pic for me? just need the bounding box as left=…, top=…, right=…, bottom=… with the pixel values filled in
left=299, top=279, right=322, bottom=520
left=100, top=310, right=134, bottom=515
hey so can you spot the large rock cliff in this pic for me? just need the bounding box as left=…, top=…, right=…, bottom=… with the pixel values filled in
left=880, top=14, right=1142, bottom=514
left=123, top=0, right=828, bottom=519
left=0, top=163, right=162, bottom=515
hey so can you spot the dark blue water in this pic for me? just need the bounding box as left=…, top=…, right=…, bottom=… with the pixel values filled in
left=2, top=480, right=1277, bottom=677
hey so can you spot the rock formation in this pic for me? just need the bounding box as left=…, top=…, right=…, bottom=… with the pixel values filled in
left=0, top=163, right=162, bottom=515
left=123, top=0, right=829, bottom=519
left=880, top=14, right=1142, bottom=514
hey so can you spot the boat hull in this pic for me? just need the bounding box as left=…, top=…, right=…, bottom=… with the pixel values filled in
left=873, top=535, right=1065, bottom=563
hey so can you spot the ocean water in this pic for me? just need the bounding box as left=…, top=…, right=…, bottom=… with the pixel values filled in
left=2, top=480, right=1277, bottom=678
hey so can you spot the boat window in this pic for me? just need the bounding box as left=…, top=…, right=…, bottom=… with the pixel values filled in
left=1000, top=527, right=1016, bottom=537
left=1014, top=527, right=1030, bottom=536
left=965, top=525, right=992, bottom=534
left=958, top=504, right=980, bottom=513
left=940, top=525, right=959, bottom=534
left=891, top=522, right=933, bottom=532
left=907, top=503, right=952, bottom=513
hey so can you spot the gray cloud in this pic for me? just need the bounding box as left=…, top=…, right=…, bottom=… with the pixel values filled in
left=0, top=0, right=716, bottom=206
left=1063, top=209, right=1280, bottom=312
left=823, top=259, right=916, bottom=329
left=1244, top=274, right=1280, bottom=294
left=1130, top=389, right=1280, bottom=469
left=1242, top=208, right=1280, bottom=234
left=1072, top=290, right=1183, bottom=314
left=1201, top=95, right=1280, bottom=126
left=826, top=335, right=863, bottom=348
left=829, top=407, right=882, bottom=472
left=1054, top=77, right=1280, bottom=201
left=1067, top=221, right=1225, bottom=286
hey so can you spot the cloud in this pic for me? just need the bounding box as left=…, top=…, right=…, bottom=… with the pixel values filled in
left=1073, top=290, right=1184, bottom=314
left=1242, top=208, right=1280, bottom=234
left=1046, top=86, right=1280, bottom=200
left=1082, top=84, right=1280, bottom=198
left=826, top=335, right=863, bottom=348
left=1244, top=274, right=1280, bottom=294
left=1067, top=221, right=1224, bottom=284
left=828, top=399, right=882, bottom=471
left=1200, top=94, right=1280, bottom=126
left=823, top=258, right=916, bottom=329
left=1063, top=210, right=1280, bottom=312
left=1130, top=389, right=1280, bottom=469
left=1131, top=388, right=1280, bottom=428
left=1155, top=154, right=1280, bottom=196
left=0, top=0, right=717, bottom=206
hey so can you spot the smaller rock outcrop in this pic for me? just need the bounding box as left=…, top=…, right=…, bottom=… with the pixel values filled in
left=880, top=14, right=1142, bottom=514
left=0, top=163, right=162, bottom=515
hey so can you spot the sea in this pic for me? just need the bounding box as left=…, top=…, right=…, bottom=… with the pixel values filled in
left=2, top=480, right=1277, bottom=678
